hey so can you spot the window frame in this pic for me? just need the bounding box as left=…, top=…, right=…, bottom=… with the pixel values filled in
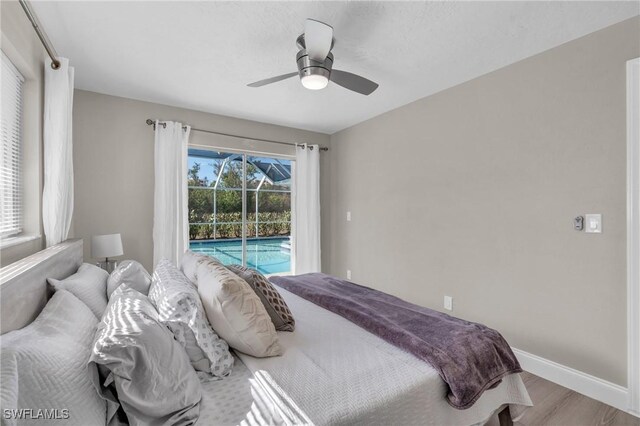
left=1, top=50, right=26, bottom=239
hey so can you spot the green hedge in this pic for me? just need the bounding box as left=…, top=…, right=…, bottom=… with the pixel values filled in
left=189, top=211, right=291, bottom=240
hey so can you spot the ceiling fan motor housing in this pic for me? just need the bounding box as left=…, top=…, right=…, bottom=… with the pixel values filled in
left=296, top=50, right=333, bottom=80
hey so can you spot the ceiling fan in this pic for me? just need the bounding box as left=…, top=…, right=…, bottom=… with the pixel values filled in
left=247, top=19, right=379, bottom=96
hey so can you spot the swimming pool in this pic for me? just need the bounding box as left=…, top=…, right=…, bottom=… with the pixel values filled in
left=189, top=237, right=291, bottom=275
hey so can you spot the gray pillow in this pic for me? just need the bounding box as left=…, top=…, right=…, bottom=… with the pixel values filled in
left=48, top=263, right=109, bottom=319
left=107, top=260, right=152, bottom=299
left=89, top=285, right=201, bottom=426
left=1, top=290, right=106, bottom=426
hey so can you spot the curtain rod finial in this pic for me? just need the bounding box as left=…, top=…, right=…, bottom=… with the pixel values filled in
left=146, top=119, right=154, bottom=126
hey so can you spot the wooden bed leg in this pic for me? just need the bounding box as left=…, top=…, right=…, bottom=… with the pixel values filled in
left=498, top=406, right=513, bottom=426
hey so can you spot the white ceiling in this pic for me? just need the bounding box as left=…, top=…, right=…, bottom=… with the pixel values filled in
left=32, top=1, right=638, bottom=134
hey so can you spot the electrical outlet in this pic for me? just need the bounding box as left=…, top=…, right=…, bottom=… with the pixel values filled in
left=346, top=270, right=352, bottom=280
left=585, top=214, right=602, bottom=233
left=444, top=296, right=453, bottom=311
left=346, top=211, right=352, bottom=222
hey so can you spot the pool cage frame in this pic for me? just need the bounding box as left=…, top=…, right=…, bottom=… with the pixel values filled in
left=188, top=151, right=293, bottom=265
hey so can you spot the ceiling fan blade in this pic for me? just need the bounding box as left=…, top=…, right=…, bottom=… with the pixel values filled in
left=305, top=19, right=333, bottom=62
left=247, top=72, right=298, bottom=87
left=330, top=70, right=379, bottom=95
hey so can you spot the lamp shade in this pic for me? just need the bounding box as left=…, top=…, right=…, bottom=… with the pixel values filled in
left=91, top=234, right=123, bottom=259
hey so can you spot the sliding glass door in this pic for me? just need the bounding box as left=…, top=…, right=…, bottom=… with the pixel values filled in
left=187, top=148, right=292, bottom=275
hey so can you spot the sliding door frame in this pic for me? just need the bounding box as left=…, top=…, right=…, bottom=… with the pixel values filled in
left=187, top=142, right=295, bottom=272
left=241, top=153, right=247, bottom=266
left=188, top=143, right=295, bottom=163
left=627, top=57, right=640, bottom=416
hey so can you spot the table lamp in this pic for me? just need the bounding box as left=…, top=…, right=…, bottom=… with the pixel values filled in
left=91, top=233, right=123, bottom=273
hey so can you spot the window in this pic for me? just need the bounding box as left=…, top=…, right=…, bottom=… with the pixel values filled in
left=1, top=52, right=25, bottom=238
left=187, top=149, right=293, bottom=275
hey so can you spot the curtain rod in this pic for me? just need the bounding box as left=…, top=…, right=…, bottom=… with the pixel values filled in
left=19, top=0, right=61, bottom=70
left=145, top=119, right=328, bottom=151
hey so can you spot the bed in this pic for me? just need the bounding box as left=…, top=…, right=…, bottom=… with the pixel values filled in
left=0, top=240, right=532, bottom=426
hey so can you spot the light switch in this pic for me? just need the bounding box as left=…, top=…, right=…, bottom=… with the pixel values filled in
left=346, top=211, right=351, bottom=222
left=585, top=214, right=602, bottom=233
left=346, top=270, right=352, bottom=280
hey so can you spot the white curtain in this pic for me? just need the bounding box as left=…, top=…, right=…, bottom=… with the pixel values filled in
left=293, top=144, right=321, bottom=273
left=42, top=57, right=74, bottom=247
left=153, top=121, right=190, bottom=267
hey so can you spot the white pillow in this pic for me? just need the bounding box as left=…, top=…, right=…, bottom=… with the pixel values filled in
left=180, top=250, right=215, bottom=284
left=148, top=259, right=234, bottom=377
left=0, top=290, right=106, bottom=426
left=48, top=263, right=109, bottom=318
left=197, top=258, right=281, bottom=357
left=89, top=285, right=201, bottom=426
left=107, top=260, right=152, bottom=299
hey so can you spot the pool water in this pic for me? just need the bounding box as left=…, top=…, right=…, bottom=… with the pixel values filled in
left=189, top=237, right=291, bottom=275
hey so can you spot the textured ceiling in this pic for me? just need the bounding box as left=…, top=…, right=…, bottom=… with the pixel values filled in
left=32, top=1, right=639, bottom=134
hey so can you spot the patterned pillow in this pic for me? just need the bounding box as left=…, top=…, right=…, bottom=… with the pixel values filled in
left=227, top=265, right=295, bottom=332
left=148, top=259, right=234, bottom=378
left=48, top=263, right=109, bottom=319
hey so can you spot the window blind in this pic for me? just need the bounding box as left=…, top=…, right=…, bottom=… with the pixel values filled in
left=1, top=52, right=25, bottom=238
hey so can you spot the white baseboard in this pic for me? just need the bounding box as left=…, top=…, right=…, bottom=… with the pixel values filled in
left=512, top=348, right=633, bottom=415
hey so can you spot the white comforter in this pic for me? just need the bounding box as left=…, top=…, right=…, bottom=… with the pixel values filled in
left=233, top=288, right=533, bottom=426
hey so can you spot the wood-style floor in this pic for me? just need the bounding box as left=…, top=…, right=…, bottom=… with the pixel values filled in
left=485, top=372, right=640, bottom=426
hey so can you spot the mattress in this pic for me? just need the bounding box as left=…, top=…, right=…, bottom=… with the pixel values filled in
left=200, top=289, right=532, bottom=426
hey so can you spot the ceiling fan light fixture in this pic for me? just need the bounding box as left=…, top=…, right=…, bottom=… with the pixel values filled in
left=301, top=74, right=329, bottom=90
left=246, top=19, right=379, bottom=95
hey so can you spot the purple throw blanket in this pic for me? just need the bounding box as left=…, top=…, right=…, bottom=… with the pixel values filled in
left=270, top=273, right=522, bottom=410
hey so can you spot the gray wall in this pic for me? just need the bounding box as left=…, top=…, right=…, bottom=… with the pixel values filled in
left=0, top=1, right=46, bottom=267
left=73, top=91, right=330, bottom=272
left=324, top=17, right=640, bottom=386
left=54, top=12, right=640, bottom=387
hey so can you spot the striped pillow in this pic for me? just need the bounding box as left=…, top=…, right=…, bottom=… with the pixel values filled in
left=227, top=265, right=295, bottom=332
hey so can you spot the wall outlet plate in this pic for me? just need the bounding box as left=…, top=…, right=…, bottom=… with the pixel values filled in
left=585, top=214, right=602, bottom=233
left=346, top=270, right=352, bottom=280
left=444, top=296, right=453, bottom=311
